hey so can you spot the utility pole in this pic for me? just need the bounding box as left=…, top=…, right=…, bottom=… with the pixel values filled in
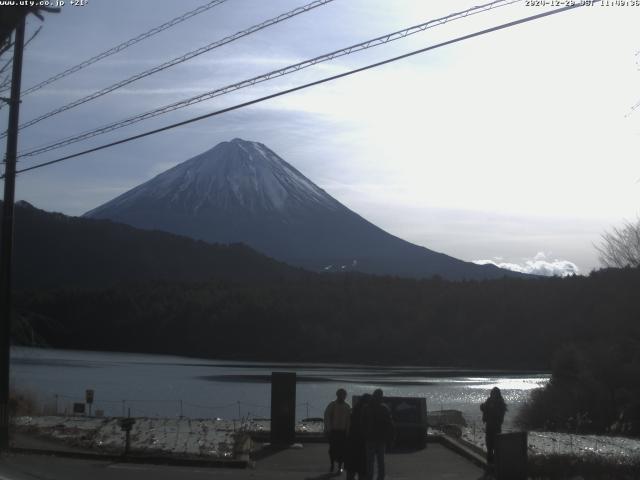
left=0, top=15, right=25, bottom=450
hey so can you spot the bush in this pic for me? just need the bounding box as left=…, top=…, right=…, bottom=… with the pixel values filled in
left=517, top=342, right=640, bottom=435
left=9, top=388, right=39, bottom=417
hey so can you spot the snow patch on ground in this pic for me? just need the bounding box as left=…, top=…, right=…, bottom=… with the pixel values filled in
left=13, top=416, right=326, bottom=458
left=461, top=426, right=640, bottom=461
left=15, top=416, right=236, bottom=458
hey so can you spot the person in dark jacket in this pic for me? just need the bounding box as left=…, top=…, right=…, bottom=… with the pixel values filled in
left=345, top=394, right=371, bottom=480
left=480, top=387, right=507, bottom=464
left=363, top=389, right=394, bottom=480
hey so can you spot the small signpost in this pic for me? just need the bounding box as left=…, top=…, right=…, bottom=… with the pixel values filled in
left=119, top=415, right=136, bottom=456
left=85, top=389, right=94, bottom=417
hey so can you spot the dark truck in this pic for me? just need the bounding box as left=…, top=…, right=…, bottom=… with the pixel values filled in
left=353, top=395, right=428, bottom=448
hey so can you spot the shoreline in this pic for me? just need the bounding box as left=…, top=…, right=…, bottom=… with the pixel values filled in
left=11, top=345, right=550, bottom=376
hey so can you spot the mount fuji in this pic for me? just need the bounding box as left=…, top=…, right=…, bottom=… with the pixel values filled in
left=84, top=138, right=520, bottom=280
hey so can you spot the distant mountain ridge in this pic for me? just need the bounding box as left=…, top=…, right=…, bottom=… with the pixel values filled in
left=85, top=138, right=523, bottom=280
left=4, top=201, right=300, bottom=290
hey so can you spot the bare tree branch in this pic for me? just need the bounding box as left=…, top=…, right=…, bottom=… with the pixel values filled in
left=0, top=41, right=13, bottom=59
left=596, top=218, right=640, bottom=268
left=23, top=25, right=42, bottom=49
left=0, top=55, right=13, bottom=78
left=0, top=25, right=42, bottom=104
left=0, top=26, right=41, bottom=76
left=0, top=25, right=41, bottom=74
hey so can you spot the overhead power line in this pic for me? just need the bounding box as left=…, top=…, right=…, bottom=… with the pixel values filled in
left=0, top=26, right=42, bottom=92
left=3, top=0, right=336, bottom=137
left=9, top=3, right=587, bottom=178
left=17, top=0, right=522, bottom=158
left=0, top=0, right=229, bottom=98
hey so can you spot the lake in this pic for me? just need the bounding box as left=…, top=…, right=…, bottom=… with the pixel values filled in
left=11, top=347, right=548, bottom=430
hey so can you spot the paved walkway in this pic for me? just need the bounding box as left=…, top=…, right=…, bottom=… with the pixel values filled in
left=257, top=443, right=486, bottom=479
left=0, top=443, right=487, bottom=480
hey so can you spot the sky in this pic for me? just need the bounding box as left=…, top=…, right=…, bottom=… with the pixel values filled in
left=1, top=0, right=639, bottom=275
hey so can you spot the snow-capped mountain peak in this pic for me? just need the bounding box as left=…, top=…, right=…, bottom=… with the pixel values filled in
left=86, top=138, right=340, bottom=216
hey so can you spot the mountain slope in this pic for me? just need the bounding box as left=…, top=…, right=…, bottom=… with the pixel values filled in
left=85, top=138, right=522, bottom=280
left=4, top=201, right=301, bottom=290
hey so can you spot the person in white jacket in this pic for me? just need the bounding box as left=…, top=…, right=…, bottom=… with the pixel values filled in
left=324, top=388, right=351, bottom=473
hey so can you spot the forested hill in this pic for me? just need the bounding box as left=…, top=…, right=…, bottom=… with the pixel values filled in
left=15, top=267, right=640, bottom=369
left=2, top=201, right=303, bottom=290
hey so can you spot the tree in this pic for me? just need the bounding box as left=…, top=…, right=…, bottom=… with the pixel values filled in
left=597, top=218, right=640, bottom=268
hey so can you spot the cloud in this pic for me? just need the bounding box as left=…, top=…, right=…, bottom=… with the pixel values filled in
left=473, top=252, right=579, bottom=277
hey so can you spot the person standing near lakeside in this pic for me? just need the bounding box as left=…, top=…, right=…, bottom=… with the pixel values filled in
left=363, top=389, right=394, bottom=480
left=324, top=388, right=351, bottom=473
left=480, top=387, right=507, bottom=465
left=345, top=393, right=371, bottom=480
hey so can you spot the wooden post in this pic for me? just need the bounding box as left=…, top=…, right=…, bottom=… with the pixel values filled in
left=270, top=372, right=296, bottom=445
left=0, top=15, right=25, bottom=450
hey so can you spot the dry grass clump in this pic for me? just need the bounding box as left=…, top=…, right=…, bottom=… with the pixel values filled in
left=9, top=388, right=40, bottom=417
